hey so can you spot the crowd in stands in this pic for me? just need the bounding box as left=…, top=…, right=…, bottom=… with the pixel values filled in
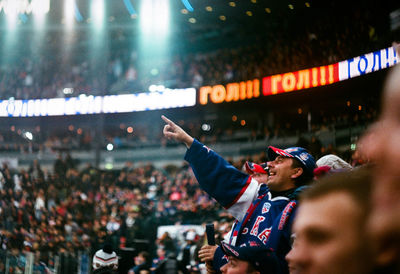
left=0, top=7, right=390, bottom=100
left=0, top=134, right=368, bottom=273
left=0, top=104, right=377, bottom=156
left=0, top=153, right=223, bottom=272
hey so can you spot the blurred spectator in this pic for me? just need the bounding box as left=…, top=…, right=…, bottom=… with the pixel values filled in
left=129, top=251, right=151, bottom=274
left=220, top=242, right=279, bottom=274
left=177, top=230, right=198, bottom=274
left=286, top=169, right=373, bottom=273
left=313, top=154, right=353, bottom=180
left=92, top=243, right=119, bottom=274
left=358, top=63, right=400, bottom=273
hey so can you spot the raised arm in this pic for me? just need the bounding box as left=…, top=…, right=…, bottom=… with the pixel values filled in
left=161, top=115, right=263, bottom=222
left=162, top=115, right=194, bottom=148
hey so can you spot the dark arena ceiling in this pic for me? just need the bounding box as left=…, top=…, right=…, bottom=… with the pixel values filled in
left=1, top=0, right=397, bottom=52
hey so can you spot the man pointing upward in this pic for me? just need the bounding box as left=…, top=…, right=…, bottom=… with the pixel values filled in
left=162, top=115, right=316, bottom=273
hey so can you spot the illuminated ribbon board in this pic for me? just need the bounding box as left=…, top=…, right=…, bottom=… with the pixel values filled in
left=200, top=46, right=399, bottom=105
left=0, top=0, right=50, bottom=14
left=0, top=88, right=196, bottom=117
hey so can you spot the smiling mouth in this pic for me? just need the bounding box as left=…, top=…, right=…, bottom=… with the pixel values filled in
left=269, top=171, right=276, bottom=176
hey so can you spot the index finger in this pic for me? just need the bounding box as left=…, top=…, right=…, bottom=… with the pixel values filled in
left=161, top=115, right=176, bottom=126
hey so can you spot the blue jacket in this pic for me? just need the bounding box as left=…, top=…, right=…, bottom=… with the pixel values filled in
left=184, top=140, right=301, bottom=273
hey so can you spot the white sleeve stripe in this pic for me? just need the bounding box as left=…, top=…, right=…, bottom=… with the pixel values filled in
left=226, top=179, right=260, bottom=222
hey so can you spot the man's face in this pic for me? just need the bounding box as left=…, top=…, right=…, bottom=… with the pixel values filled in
left=286, top=192, right=369, bottom=274
left=220, top=257, right=257, bottom=274
left=358, top=66, right=400, bottom=261
left=135, top=254, right=145, bottom=265
left=267, top=156, right=297, bottom=191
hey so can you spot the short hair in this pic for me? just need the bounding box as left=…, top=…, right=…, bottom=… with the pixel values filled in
left=246, top=261, right=259, bottom=274
left=291, top=158, right=314, bottom=187
left=139, top=251, right=150, bottom=262
left=300, top=167, right=372, bottom=221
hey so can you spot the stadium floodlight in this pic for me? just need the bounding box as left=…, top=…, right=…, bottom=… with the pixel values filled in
left=140, top=0, right=170, bottom=35
left=4, top=0, right=18, bottom=30
left=91, top=0, right=105, bottom=31
left=106, top=143, right=114, bottom=151
left=64, top=0, right=75, bottom=28
left=64, top=0, right=84, bottom=22
left=201, top=124, right=211, bottom=131
left=32, top=0, right=49, bottom=15
left=24, top=131, right=33, bottom=141
left=32, top=0, right=48, bottom=32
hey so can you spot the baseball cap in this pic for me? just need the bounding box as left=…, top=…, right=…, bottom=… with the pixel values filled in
left=268, top=146, right=316, bottom=175
left=314, top=154, right=353, bottom=179
left=221, top=242, right=278, bottom=274
left=316, top=154, right=352, bottom=170
left=245, top=161, right=268, bottom=175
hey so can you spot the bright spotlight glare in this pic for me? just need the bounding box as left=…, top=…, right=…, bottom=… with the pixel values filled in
left=155, top=0, right=170, bottom=33
left=201, top=124, right=211, bottom=131
left=91, top=0, right=105, bottom=30
left=24, top=131, right=33, bottom=141
left=5, top=1, right=18, bottom=29
left=33, top=0, right=48, bottom=29
left=4, top=0, right=18, bottom=15
left=140, top=0, right=170, bottom=35
left=106, top=143, right=114, bottom=151
left=32, top=0, right=50, bottom=15
left=64, top=0, right=75, bottom=28
left=149, top=85, right=157, bottom=92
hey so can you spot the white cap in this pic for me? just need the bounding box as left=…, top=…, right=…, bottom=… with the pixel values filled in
left=92, top=248, right=118, bottom=270
left=186, top=230, right=196, bottom=241
left=316, top=154, right=352, bottom=170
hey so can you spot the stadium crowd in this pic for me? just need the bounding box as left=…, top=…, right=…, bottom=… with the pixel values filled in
left=0, top=8, right=390, bottom=100
left=0, top=104, right=376, bottom=156
left=0, top=152, right=230, bottom=273
left=0, top=66, right=399, bottom=273
left=0, top=129, right=368, bottom=273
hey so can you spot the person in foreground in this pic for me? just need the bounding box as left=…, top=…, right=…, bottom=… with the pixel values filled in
left=162, top=115, right=316, bottom=273
left=219, top=242, right=279, bottom=274
left=285, top=168, right=373, bottom=274
left=358, top=55, right=400, bottom=273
